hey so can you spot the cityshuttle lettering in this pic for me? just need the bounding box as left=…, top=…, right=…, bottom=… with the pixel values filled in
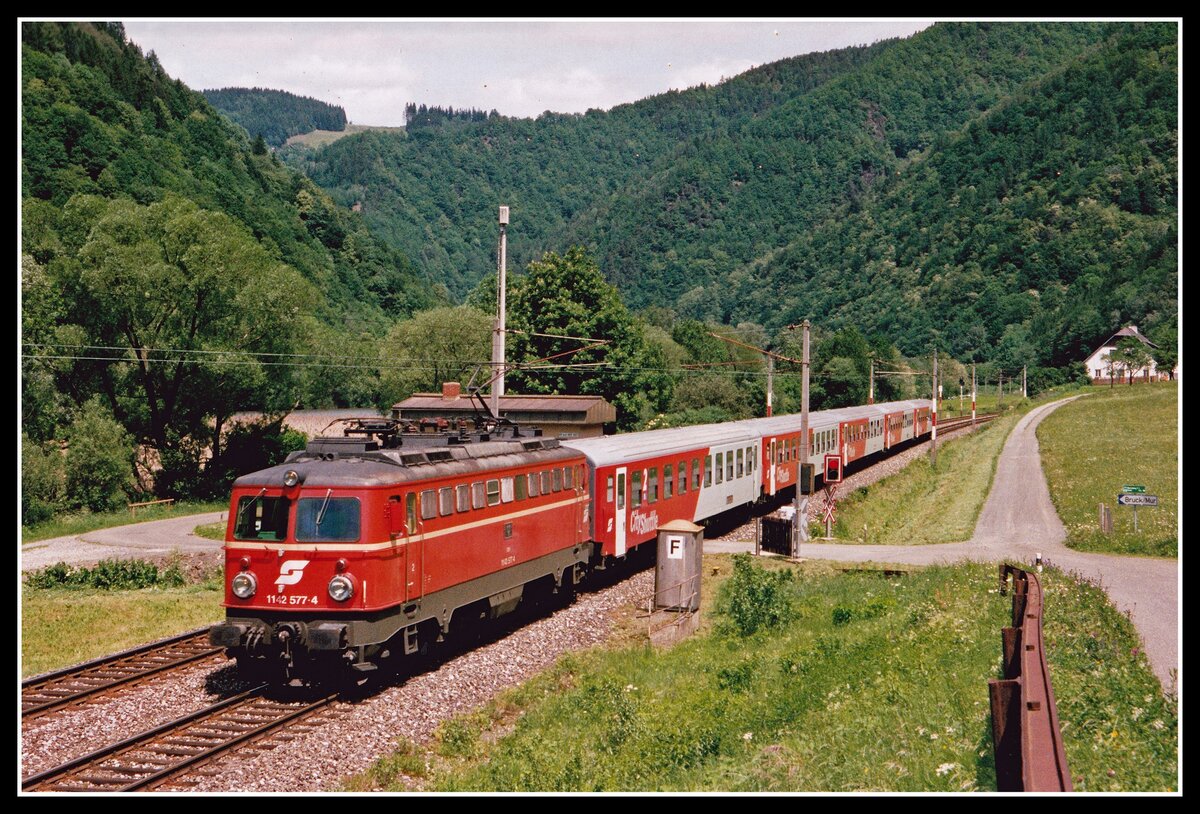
left=629, top=509, right=660, bottom=536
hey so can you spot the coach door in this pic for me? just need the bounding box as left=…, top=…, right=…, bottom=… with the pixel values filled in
left=615, top=467, right=627, bottom=557
left=769, top=440, right=777, bottom=496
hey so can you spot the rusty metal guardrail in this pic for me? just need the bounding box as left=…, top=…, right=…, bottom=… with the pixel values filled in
left=988, top=563, right=1073, bottom=792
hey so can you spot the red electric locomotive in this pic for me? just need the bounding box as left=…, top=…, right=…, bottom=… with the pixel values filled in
left=209, top=420, right=591, bottom=682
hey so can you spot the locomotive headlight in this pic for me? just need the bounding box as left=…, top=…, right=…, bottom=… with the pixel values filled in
left=283, top=469, right=301, bottom=487
left=231, top=572, right=258, bottom=599
left=328, top=574, right=354, bottom=602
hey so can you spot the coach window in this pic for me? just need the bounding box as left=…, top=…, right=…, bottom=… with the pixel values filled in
left=648, top=467, right=659, bottom=503
left=678, top=460, right=687, bottom=494
left=552, top=468, right=563, bottom=492
left=692, top=458, right=701, bottom=490
left=632, top=471, right=642, bottom=508
left=606, top=475, right=614, bottom=503
left=501, top=477, right=515, bottom=503
left=515, top=474, right=528, bottom=501
left=736, top=448, right=744, bottom=478
left=439, top=487, right=454, bottom=516
left=726, top=451, right=734, bottom=482
left=472, top=481, right=486, bottom=510
left=456, top=484, right=470, bottom=513
left=663, top=464, right=673, bottom=499
left=715, top=453, right=724, bottom=485
left=751, top=446, right=757, bottom=471
left=486, top=479, right=501, bottom=506
left=704, top=456, right=712, bottom=488
left=617, top=472, right=625, bottom=510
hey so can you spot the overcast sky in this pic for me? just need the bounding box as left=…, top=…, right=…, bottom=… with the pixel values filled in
left=121, top=19, right=934, bottom=127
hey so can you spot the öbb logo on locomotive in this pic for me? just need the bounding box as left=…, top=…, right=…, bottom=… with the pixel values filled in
left=209, top=399, right=932, bottom=683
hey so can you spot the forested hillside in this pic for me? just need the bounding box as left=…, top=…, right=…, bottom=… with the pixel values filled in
left=204, top=87, right=347, bottom=147
left=281, top=22, right=1177, bottom=371
left=20, top=22, right=440, bottom=515
left=283, top=38, right=894, bottom=297
left=738, top=23, right=1178, bottom=371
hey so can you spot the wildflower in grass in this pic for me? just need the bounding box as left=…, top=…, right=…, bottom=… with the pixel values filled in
left=929, top=733, right=939, bottom=740
left=1131, top=707, right=1144, bottom=721
left=936, top=763, right=957, bottom=776
left=1152, top=720, right=1165, bottom=730
left=743, top=732, right=753, bottom=742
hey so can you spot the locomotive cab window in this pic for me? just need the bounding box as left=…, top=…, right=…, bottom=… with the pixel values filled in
left=233, top=494, right=290, bottom=542
left=296, top=495, right=361, bottom=542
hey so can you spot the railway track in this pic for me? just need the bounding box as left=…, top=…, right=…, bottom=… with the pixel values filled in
left=937, top=412, right=999, bottom=434
left=22, top=687, right=339, bottom=792
left=22, top=627, right=225, bottom=720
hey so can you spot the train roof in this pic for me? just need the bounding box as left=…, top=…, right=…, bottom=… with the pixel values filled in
left=232, top=436, right=584, bottom=489
left=560, top=399, right=930, bottom=467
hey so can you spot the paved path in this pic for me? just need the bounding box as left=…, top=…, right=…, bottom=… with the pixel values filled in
left=709, top=396, right=1179, bottom=691
left=21, top=511, right=227, bottom=572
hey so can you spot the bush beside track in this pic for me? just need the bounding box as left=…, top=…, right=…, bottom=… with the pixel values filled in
left=347, top=558, right=1177, bottom=792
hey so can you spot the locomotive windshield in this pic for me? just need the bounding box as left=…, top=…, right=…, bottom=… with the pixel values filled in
left=233, top=495, right=291, bottom=541
left=295, top=496, right=361, bottom=542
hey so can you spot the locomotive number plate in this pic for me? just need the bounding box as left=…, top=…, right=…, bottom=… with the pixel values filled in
left=266, top=594, right=320, bottom=605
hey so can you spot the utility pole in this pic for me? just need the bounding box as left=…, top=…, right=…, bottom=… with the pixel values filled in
left=930, top=348, right=938, bottom=467
left=998, top=371, right=1003, bottom=410
left=1022, top=365, right=1027, bottom=399
left=766, top=355, right=774, bottom=417
left=868, top=358, right=874, bottom=404
left=793, top=320, right=811, bottom=556
left=490, top=205, right=509, bottom=418
left=971, top=362, right=977, bottom=425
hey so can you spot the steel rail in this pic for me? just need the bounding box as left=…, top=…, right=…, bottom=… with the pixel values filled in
left=22, top=628, right=224, bottom=719
left=23, top=686, right=339, bottom=792
left=988, top=563, right=1074, bottom=792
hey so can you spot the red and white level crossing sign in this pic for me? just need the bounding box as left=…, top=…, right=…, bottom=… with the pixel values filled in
left=822, top=483, right=838, bottom=523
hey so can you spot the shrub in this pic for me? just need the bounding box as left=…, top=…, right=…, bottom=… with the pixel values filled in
left=25, top=558, right=187, bottom=590
left=64, top=396, right=133, bottom=512
left=720, top=554, right=795, bottom=636
left=22, top=434, right=64, bottom=525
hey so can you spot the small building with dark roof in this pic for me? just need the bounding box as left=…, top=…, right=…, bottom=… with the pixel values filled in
left=1083, top=325, right=1167, bottom=383
left=392, top=382, right=616, bottom=438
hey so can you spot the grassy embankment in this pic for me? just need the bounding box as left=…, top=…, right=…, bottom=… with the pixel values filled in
left=830, top=386, right=1086, bottom=545
left=21, top=500, right=227, bottom=544
left=347, top=557, right=1176, bottom=792
left=1037, top=382, right=1177, bottom=557
left=21, top=573, right=224, bottom=677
